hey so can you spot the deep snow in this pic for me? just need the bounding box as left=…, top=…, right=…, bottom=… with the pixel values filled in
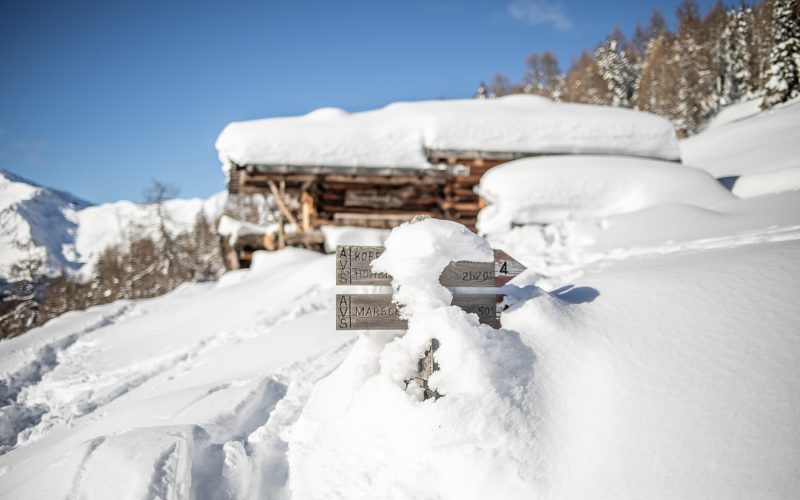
left=1, top=102, right=799, bottom=499
left=681, top=98, right=800, bottom=177
left=216, top=95, right=680, bottom=172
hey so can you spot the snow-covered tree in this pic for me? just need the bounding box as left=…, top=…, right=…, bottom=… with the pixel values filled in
left=474, top=82, right=488, bottom=99
left=761, top=0, right=800, bottom=108
left=0, top=245, right=46, bottom=337
left=594, top=28, right=636, bottom=107
left=722, top=3, right=755, bottom=104
left=671, top=0, right=717, bottom=136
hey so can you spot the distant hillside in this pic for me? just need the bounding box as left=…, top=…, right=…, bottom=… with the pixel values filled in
left=0, top=170, right=226, bottom=281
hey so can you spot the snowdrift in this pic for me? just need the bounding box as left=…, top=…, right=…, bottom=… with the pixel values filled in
left=287, top=218, right=800, bottom=499
left=216, top=95, right=681, bottom=170
left=476, top=155, right=733, bottom=234
left=731, top=166, right=800, bottom=198
left=681, top=98, right=800, bottom=177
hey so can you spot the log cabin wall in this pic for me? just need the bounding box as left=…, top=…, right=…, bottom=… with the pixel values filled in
left=223, top=153, right=523, bottom=268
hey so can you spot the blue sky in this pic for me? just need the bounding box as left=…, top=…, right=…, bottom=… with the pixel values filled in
left=0, top=0, right=717, bottom=203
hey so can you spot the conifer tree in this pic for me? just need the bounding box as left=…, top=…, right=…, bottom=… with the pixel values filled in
left=673, top=0, right=715, bottom=135
left=723, top=2, right=755, bottom=104
left=761, top=0, right=800, bottom=108
left=594, top=27, right=636, bottom=107
left=474, top=82, right=488, bottom=99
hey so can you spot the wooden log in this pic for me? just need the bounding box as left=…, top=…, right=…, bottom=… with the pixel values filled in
left=301, top=191, right=315, bottom=232
left=323, top=175, right=446, bottom=186
left=267, top=179, right=300, bottom=229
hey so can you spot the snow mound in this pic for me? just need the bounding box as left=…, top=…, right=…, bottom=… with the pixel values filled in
left=503, top=239, right=800, bottom=498
left=732, top=165, right=800, bottom=198
left=704, top=99, right=762, bottom=130
left=216, top=95, right=680, bottom=170
left=288, top=219, right=541, bottom=499
left=681, top=98, right=800, bottom=176
left=320, top=225, right=390, bottom=253
left=288, top=218, right=800, bottom=498
left=476, top=155, right=733, bottom=234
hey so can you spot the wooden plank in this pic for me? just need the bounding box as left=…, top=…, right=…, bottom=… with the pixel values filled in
left=336, top=246, right=526, bottom=286
left=336, top=245, right=391, bottom=285
left=323, top=174, right=447, bottom=185
left=267, top=179, right=300, bottom=229
left=336, top=293, right=502, bottom=330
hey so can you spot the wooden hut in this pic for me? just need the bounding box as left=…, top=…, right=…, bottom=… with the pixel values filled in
left=216, top=95, right=679, bottom=268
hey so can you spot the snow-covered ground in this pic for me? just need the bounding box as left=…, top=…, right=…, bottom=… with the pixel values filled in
left=0, top=170, right=226, bottom=280
left=681, top=98, right=800, bottom=177
left=1, top=101, right=799, bottom=499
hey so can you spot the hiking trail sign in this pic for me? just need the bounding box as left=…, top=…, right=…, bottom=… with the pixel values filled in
left=336, top=245, right=525, bottom=287
left=335, top=245, right=525, bottom=330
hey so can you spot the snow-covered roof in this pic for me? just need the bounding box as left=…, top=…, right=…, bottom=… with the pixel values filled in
left=215, top=95, right=681, bottom=173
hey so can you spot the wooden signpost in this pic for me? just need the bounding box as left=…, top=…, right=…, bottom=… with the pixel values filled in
left=335, top=245, right=525, bottom=330
left=336, top=245, right=526, bottom=287
left=336, top=293, right=503, bottom=330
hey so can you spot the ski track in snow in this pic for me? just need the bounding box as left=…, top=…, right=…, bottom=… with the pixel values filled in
left=0, top=278, right=356, bottom=499
left=0, top=303, right=136, bottom=454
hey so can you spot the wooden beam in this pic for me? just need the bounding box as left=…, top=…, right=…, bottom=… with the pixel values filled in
left=300, top=191, right=315, bottom=232
left=267, top=179, right=300, bottom=228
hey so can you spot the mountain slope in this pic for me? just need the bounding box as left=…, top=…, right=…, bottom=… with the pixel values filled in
left=0, top=170, right=92, bottom=276
left=0, top=170, right=226, bottom=280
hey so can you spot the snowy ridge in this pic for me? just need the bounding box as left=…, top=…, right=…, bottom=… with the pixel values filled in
left=0, top=170, right=91, bottom=275
left=0, top=170, right=227, bottom=280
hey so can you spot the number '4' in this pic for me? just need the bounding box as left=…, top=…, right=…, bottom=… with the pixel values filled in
left=499, top=262, right=508, bottom=274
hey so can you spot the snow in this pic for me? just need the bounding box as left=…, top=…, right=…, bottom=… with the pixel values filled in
left=0, top=170, right=227, bottom=280
left=2, top=100, right=800, bottom=498
left=217, top=215, right=281, bottom=245
left=0, top=248, right=353, bottom=499
left=476, top=155, right=733, bottom=234
left=319, top=225, right=390, bottom=253
left=731, top=165, right=800, bottom=198
left=0, top=170, right=90, bottom=275
left=73, top=194, right=227, bottom=279
left=704, top=99, right=762, bottom=130
left=681, top=98, right=800, bottom=177
left=216, top=95, right=681, bottom=171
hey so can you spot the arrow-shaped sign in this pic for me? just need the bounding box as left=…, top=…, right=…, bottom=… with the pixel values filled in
left=336, top=245, right=526, bottom=287
left=336, top=293, right=502, bottom=330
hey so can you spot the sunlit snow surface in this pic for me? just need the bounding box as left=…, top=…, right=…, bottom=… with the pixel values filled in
left=216, top=95, right=680, bottom=170
left=1, top=103, right=800, bottom=499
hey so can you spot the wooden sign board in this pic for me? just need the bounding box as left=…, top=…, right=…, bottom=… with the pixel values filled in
left=336, top=294, right=502, bottom=330
left=336, top=246, right=526, bottom=287
left=336, top=245, right=391, bottom=286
